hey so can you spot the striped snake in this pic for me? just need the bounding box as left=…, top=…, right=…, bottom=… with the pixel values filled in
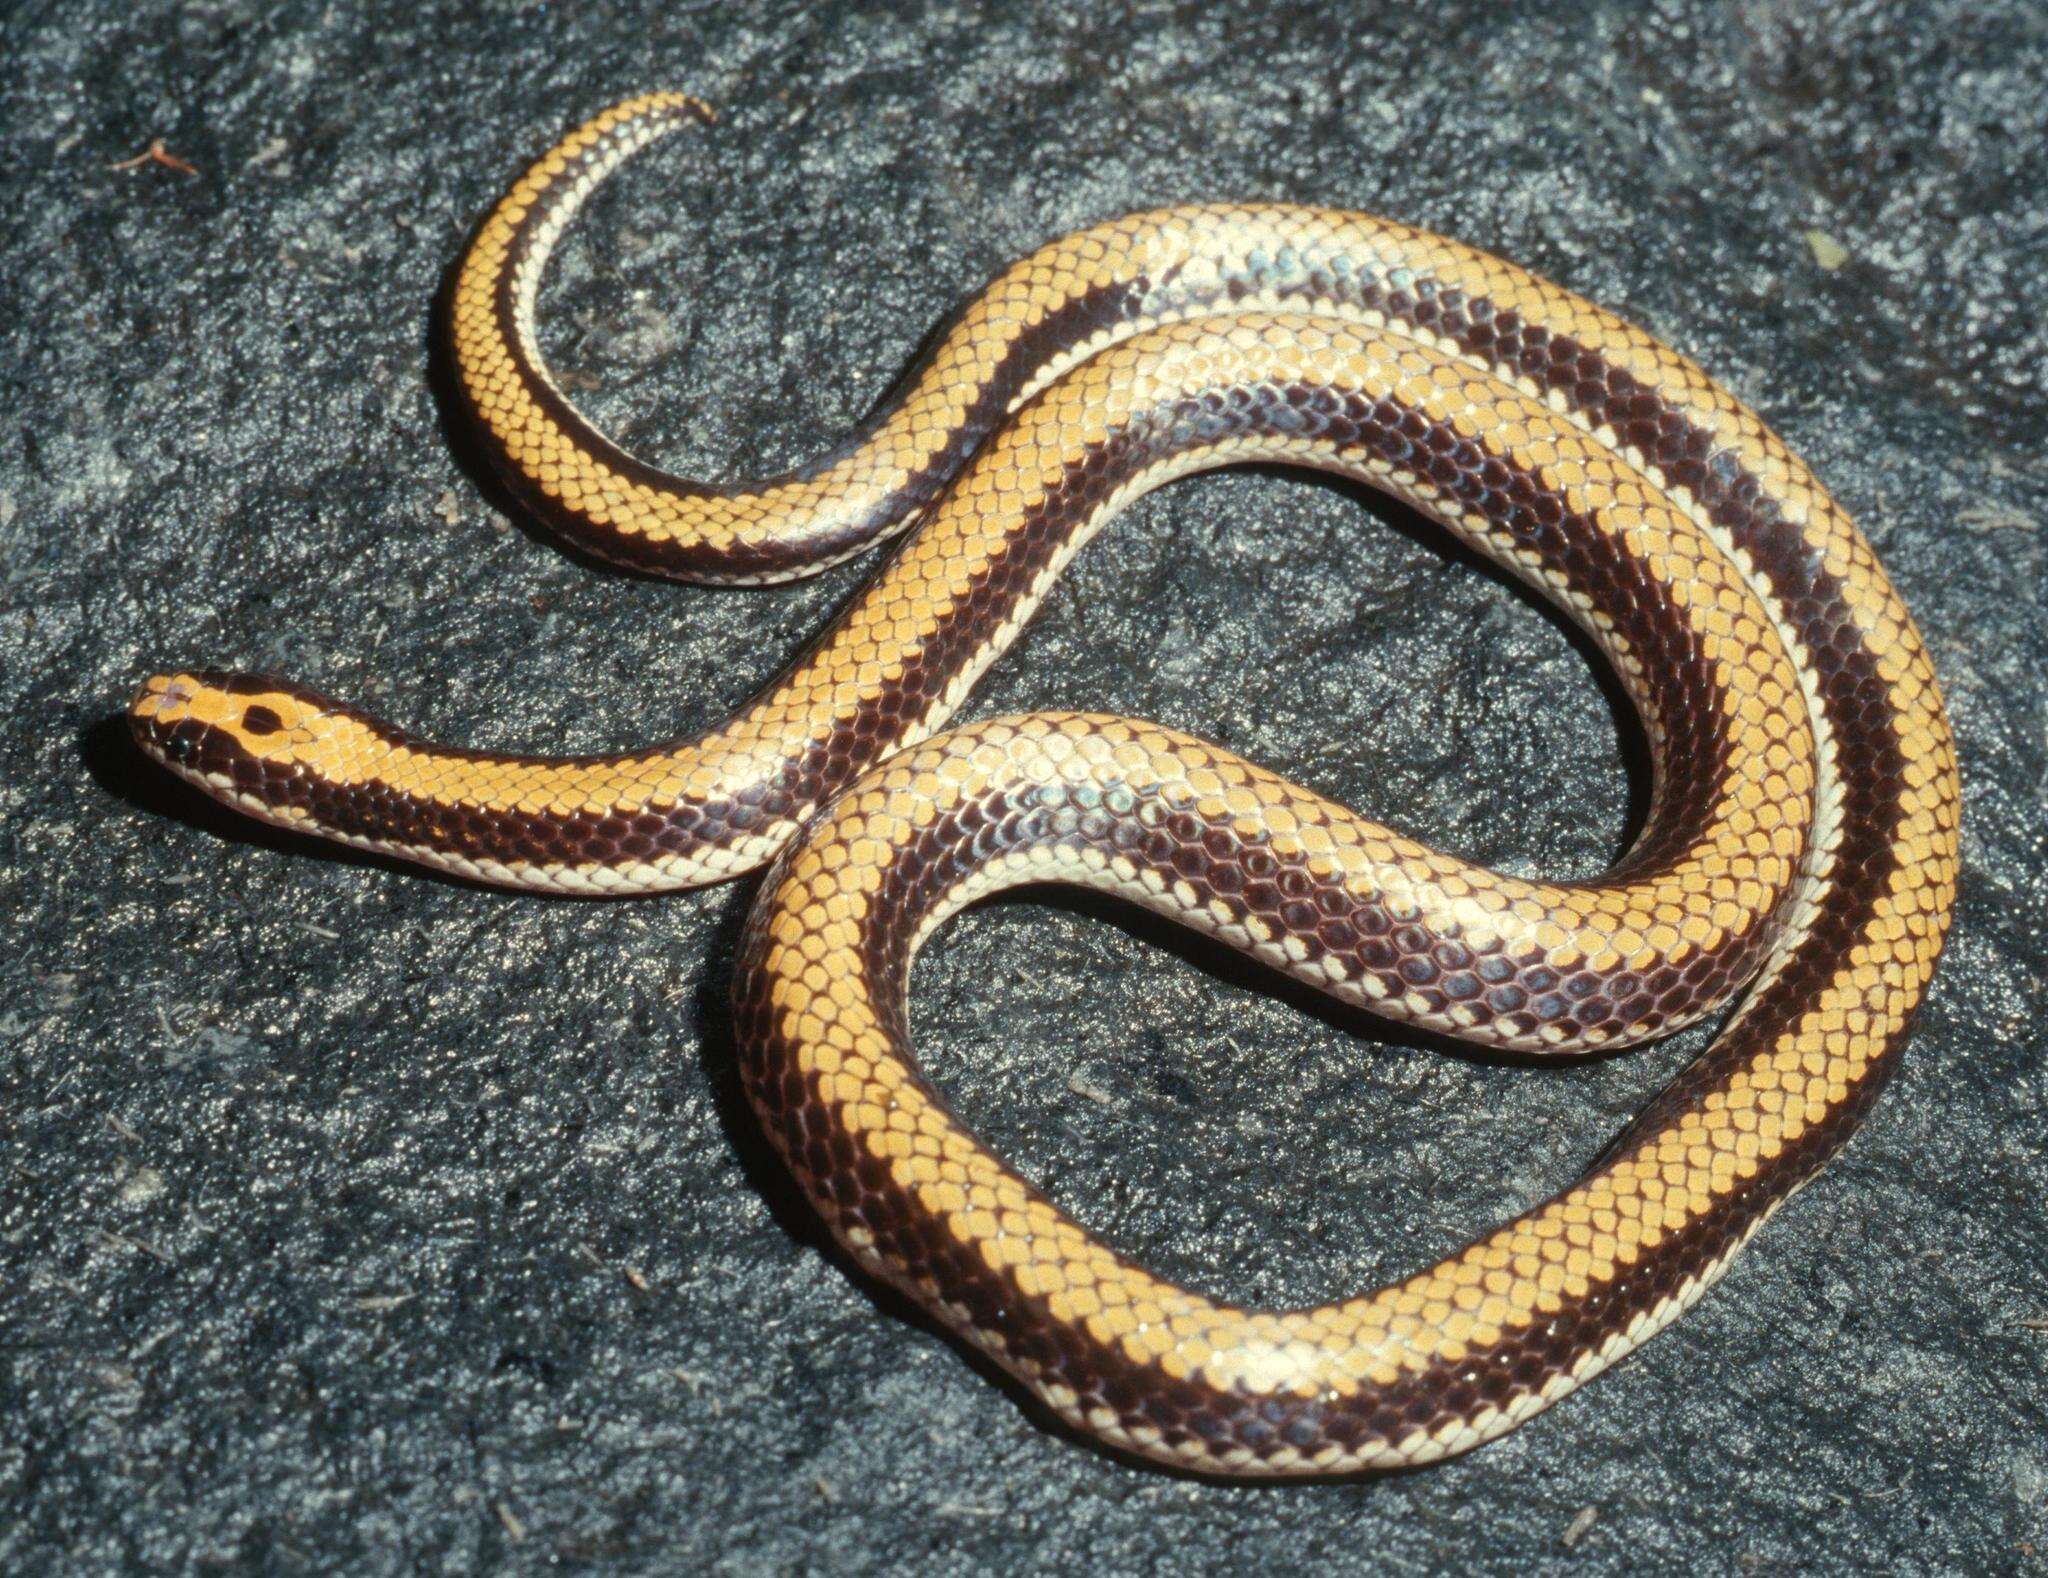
left=129, top=95, right=1959, bottom=1475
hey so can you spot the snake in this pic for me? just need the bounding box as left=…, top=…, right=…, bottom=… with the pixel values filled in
left=128, top=94, right=1959, bottom=1475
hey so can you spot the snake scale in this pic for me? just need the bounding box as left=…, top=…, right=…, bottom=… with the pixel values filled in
left=129, top=95, right=1958, bottom=1475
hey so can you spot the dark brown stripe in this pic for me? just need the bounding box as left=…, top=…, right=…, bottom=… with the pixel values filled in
left=140, top=378, right=1743, bottom=906
left=732, top=310, right=1919, bottom=1467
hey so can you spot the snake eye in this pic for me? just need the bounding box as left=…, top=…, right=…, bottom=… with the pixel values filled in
left=241, top=705, right=284, bottom=737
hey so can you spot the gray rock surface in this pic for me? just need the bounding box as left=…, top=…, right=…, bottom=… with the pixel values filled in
left=3, top=0, right=2043, bottom=1569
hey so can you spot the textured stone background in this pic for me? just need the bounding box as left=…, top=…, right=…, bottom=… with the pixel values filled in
left=3, top=0, right=2043, bottom=1570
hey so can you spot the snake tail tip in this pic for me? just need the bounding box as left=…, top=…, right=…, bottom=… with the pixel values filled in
left=624, top=90, right=716, bottom=127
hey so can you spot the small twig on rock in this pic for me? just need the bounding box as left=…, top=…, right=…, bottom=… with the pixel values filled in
left=110, top=139, right=198, bottom=177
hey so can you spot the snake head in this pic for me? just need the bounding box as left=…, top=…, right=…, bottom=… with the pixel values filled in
left=127, top=669, right=395, bottom=823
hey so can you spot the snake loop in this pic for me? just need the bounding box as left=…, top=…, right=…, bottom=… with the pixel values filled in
left=130, top=97, right=1959, bottom=1474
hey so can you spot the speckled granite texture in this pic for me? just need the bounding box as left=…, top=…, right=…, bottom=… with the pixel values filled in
left=3, top=1, right=2043, bottom=1570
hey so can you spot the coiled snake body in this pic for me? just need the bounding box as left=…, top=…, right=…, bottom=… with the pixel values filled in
left=130, top=96, right=1959, bottom=1475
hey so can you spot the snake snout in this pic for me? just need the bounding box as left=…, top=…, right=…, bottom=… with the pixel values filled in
left=126, top=670, right=214, bottom=770
left=127, top=671, right=190, bottom=751
left=126, top=668, right=307, bottom=774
